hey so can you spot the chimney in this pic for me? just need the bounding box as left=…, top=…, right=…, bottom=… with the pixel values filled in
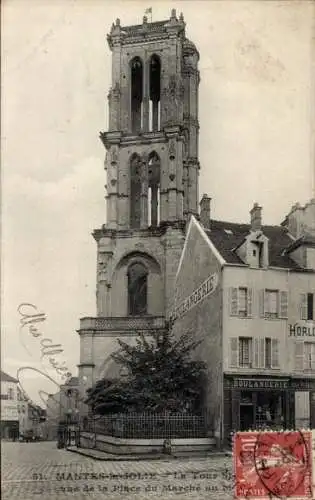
left=250, top=202, right=262, bottom=231
left=200, top=194, right=211, bottom=229
left=282, top=199, right=315, bottom=238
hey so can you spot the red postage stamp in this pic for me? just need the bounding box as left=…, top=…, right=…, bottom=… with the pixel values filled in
left=233, top=430, right=312, bottom=499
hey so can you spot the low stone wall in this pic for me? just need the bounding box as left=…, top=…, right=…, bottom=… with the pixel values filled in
left=79, top=432, right=216, bottom=455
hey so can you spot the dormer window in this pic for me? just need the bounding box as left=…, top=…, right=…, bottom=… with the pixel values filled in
left=252, top=240, right=264, bottom=267
left=235, top=233, right=268, bottom=268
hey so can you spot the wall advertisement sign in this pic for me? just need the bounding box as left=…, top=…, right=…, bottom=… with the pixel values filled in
left=170, top=273, right=218, bottom=321
left=225, top=377, right=315, bottom=391
left=233, top=378, right=289, bottom=390
left=289, top=322, right=315, bottom=337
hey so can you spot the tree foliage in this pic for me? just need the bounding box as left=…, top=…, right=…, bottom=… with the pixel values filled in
left=86, top=323, right=206, bottom=414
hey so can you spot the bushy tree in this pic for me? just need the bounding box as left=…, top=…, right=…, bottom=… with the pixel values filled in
left=85, top=378, right=129, bottom=414
left=87, top=323, right=206, bottom=414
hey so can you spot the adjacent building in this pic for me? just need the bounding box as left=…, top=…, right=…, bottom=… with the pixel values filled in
left=59, top=377, right=80, bottom=424
left=45, top=376, right=80, bottom=439
left=172, top=198, right=315, bottom=445
left=45, top=392, right=61, bottom=440
left=1, top=370, right=19, bottom=439
left=17, top=387, right=47, bottom=439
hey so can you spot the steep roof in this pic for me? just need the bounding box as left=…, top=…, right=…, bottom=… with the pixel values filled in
left=1, top=370, right=18, bottom=383
left=204, top=220, right=303, bottom=270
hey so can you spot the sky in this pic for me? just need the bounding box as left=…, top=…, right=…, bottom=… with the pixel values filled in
left=2, top=0, right=315, bottom=405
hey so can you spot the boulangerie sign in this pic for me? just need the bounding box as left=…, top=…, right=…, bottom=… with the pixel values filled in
left=232, top=378, right=289, bottom=390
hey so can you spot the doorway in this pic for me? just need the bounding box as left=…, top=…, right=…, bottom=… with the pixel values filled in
left=256, top=391, right=285, bottom=429
left=240, top=404, right=254, bottom=431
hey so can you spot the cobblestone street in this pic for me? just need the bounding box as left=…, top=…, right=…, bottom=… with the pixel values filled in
left=1, top=442, right=233, bottom=499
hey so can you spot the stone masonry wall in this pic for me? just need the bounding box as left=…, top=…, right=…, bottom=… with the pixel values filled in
left=172, top=218, right=223, bottom=440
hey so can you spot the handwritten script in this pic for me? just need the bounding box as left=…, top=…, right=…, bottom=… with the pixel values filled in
left=17, top=302, right=80, bottom=414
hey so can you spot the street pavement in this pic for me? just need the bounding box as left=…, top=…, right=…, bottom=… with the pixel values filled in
left=1, top=441, right=234, bottom=499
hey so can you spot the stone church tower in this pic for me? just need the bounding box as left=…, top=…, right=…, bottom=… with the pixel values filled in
left=78, top=9, right=200, bottom=389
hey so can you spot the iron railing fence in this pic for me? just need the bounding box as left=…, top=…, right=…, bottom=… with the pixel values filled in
left=82, top=412, right=213, bottom=439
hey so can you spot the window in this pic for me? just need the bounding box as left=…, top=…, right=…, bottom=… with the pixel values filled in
left=130, top=154, right=142, bottom=229
left=127, top=262, right=148, bottom=316
left=308, top=294, right=314, bottom=320
left=238, top=288, right=248, bottom=317
left=264, top=290, right=278, bottom=318
left=230, top=287, right=253, bottom=317
left=251, top=240, right=264, bottom=268
left=230, top=337, right=279, bottom=369
left=301, top=293, right=314, bottom=320
left=0, top=394, right=9, bottom=400
left=147, top=152, right=161, bottom=227
left=306, top=248, right=315, bottom=269
left=8, top=388, right=13, bottom=400
left=149, top=55, right=161, bottom=132
left=295, top=342, right=315, bottom=371
left=265, top=338, right=272, bottom=368
left=304, top=342, right=315, bottom=370
left=262, top=289, right=288, bottom=319
left=254, top=337, right=279, bottom=368
left=239, top=337, right=253, bottom=368
left=131, top=57, right=143, bottom=133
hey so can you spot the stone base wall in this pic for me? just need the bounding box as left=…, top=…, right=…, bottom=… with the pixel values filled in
left=79, top=432, right=215, bottom=455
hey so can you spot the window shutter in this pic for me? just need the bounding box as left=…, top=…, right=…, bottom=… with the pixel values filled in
left=248, top=338, right=253, bottom=366
left=259, top=337, right=265, bottom=368
left=294, top=342, right=304, bottom=371
left=230, top=338, right=238, bottom=367
left=279, top=291, right=288, bottom=319
left=247, top=288, right=253, bottom=317
left=230, top=288, right=238, bottom=316
left=300, top=294, right=307, bottom=320
left=260, top=289, right=265, bottom=318
left=253, top=338, right=259, bottom=368
left=271, top=339, right=280, bottom=368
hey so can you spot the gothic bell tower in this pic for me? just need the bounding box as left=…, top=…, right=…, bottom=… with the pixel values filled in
left=78, top=9, right=200, bottom=388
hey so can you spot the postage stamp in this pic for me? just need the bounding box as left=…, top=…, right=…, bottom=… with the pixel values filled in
left=233, top=430, right=314, bottom=499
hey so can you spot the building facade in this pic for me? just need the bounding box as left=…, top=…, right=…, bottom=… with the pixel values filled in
left=18, top=387, right=46, bottom=439
left=78, top=10, right=200, bottom=391
left=45, top=392, right=61, bottom=440
left=45, top=377, right=80, bottom=439
left=173, top=198, right=315, bottom=445
left=1, top=371, right=19, bottom=439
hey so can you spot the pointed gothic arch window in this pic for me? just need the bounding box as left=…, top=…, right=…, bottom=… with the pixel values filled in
left=127, top=262, right=148, bottom=315
left=131, top=57, right=143, bottom=133
left=130, top=154, right=142, bottom=228
left=149, top=55, right=161, bottom=132
left=148, top=151, right=161, bottom=227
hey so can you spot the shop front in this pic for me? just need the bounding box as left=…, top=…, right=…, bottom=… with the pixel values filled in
left=224, top=375, right=315, bottom=443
